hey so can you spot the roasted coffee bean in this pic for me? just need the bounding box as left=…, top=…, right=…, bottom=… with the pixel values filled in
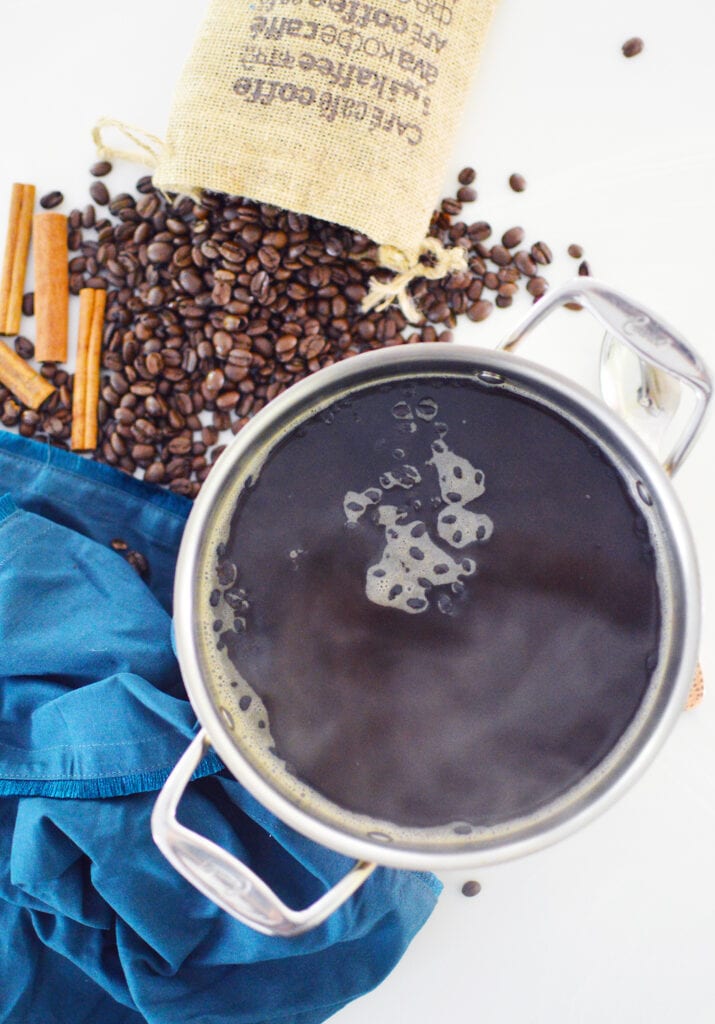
left=456, top=186, right=477, bottom=204
left=276, top=334, right=298, bottom=360
left=461, top=880, right=482, bottom=897
left=514, top=250, right=536, bottom=276
left=14, top=336, right=35, bottom=359
left=567, top=243, right=584, bottom=259
left=22, top=292, right=34, bottom=317
left=40, top=191, right=63, bottom=209
left=89, top=181, right=110, bottom=206
left=501, top=226, right=525, bottom=249
left=132, top=443, right=156, bottom=462
left=2, top=399, right=21, bottom=426
left=467, top=299, right=493, bottom=322
left=490, top=245, right=512, bottom=267
left=126, top=549, right=150, bottom=580
left=441, top=198, right=462, bottom=217
left=578, top=260, right=591, bottom=276
left=527, top=276, right=548, bottom=298
left=467, top=221, right=491, bottom=243
left=179, top=268, right=203, bottom=295
left=509, top=173, right=527, bottom=193
left=144, top=462, right=166, bottom=484
left=458, top=167, right=476, bottom=185
left=622, top=36, right=644, bottom=58
left=90, top=160, right=112, bottom=177
left=147, top=241, right=173, bottom=263
left=19, top=409, right=39, bottom=437
left=530, top=241, right=553, bottom=265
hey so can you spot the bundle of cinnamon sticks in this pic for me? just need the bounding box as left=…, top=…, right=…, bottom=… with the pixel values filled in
left=0, top=182, right=104, bottom=449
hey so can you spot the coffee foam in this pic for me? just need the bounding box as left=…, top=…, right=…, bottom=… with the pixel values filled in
left=365, top=505, right=476, bottom=614
left=344, top=420, right=493, bottom=614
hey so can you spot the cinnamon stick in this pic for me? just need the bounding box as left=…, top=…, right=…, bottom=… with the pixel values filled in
left=71, top=288, right=106, bottom=451
left=0, top=183, right=35, bottom=336
left=34, top=212, right=69, bottom=362
left=0, top=339, right=55, bottom=410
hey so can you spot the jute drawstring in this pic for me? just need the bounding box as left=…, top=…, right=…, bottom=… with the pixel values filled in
left=361, top=238, right=469, bottom=324
left=91, top=117, right=164, bottom=170
left=91, top=117, right=203, bottom=202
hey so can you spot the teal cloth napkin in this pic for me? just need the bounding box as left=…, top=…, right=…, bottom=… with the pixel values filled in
left=0, top=430, right=441, bottom=1024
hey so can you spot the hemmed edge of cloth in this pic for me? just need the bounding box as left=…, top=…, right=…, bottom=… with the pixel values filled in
left=0, top=752, right=224, bottom=799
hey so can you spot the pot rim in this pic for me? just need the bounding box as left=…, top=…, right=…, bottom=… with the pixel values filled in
left=172, top=343, right=700, bottom=871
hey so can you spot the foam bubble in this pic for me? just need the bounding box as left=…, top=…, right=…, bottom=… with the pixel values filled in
left=343, top=488, right=383, bottom=524
left=415, top=397, right=439, bottom=421
left=427, top=439, right=486, bottom=504
left=378, top=465, right=421, bottom=491
left=391, top=401, right=413, bottom=420
left=437, top=507, right=494, bottom=549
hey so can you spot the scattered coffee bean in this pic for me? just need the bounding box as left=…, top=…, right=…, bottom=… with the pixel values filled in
left=567, top=243, right=583, bottom=259
left=22, top=292, right=34, bottom=317
left=441, top=198, right=462, bottom=216
left=14, top=336, right=35, bottom=360
left=502, top=226, right=525, bottom=249
left=126, top=549, right=150, bottom=580
left=90, top=160, right=113, bottom=177
left=39, top=191, right=63, bottom=209
left=490, top=245, right=512, bottom=267
left=530, top=241, right=553, bottom=265
left=578, top=260, right=591, bottom=276
left=622, top=36, right=644, bottom=58
left=509, top=173, right=527, bottom=193
left=458, top=167, right=476, bottom=186
left=89, top=181, right=110, bottom=206
left=456, top=186, right=477, bottom=204
left=461, top=880, right=482, bottom=897
left=527, top=276, right=548, bottom=298
left=110, top=538, right=129, bottom=552
left=514, top=251, right=536, bottom=276
left=466, top=299, right=493, bottom=322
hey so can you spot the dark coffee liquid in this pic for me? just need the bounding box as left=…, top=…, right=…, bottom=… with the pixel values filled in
left=215, top=377, right=660, bottom=829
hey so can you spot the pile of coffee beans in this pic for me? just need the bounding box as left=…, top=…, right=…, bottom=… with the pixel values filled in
left=1, top=166, right=580, bottom=498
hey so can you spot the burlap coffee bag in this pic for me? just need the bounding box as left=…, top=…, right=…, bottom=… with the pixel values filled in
left=151, top=0, right=498, bottom=257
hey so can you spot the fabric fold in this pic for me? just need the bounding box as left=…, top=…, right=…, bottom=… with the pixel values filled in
left=0, top=431, right=441, bottom=1024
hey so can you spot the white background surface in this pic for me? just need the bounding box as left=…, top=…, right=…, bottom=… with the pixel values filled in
left=1, top=1, right=715, bottom=1021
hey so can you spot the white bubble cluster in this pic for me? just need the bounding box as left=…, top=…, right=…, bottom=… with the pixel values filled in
left=343, top=487, right=382, bottom=525
left=379, top=465, right=421, bottom=490
left=428, top=439, right=494, bottom=550
left=343, top=397, right=494, bottom=615
left=365, top=507, right=476, bottom=614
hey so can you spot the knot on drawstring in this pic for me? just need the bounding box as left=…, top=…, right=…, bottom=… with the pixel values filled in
left=361, top=238, right=468, bottom=324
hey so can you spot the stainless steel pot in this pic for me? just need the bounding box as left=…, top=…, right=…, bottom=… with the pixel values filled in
left=152, top=279, right=711, bottom=936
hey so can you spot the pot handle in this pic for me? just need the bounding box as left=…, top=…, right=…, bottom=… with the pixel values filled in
left=151, top=730, right=376, bottom=937
left=498, top=278, right=711, bottom=476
